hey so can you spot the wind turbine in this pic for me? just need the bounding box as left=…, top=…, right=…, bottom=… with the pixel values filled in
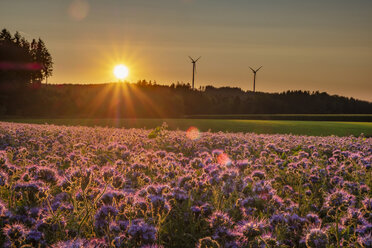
left=189, top=56, right=201, bottom=89
left=249, top=66, right=262, bottom=92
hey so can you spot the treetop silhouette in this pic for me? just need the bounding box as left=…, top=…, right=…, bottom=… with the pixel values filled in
left=0, top=28, right=53, bottom=88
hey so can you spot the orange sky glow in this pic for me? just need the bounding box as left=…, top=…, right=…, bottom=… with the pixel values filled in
left=1, top=0, right=371, bottom=101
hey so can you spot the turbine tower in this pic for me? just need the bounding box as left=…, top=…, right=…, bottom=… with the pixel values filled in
left=249, top=66, right=262, bottom=92
left=189, top=56, right=201, bottom=89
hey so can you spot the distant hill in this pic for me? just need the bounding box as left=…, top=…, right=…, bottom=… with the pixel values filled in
left=0, top=81, right=371, bottom=118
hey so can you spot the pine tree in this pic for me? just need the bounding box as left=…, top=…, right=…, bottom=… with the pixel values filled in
left=30, top=39, right=40, bottom=83
left=13, top=31, right=21, bottom=45
left=0, top=29, right=12, bottom=42
left=36, top=38, right=53, bottom=83
left=0, top=28, right=53, bottom=87
left=0, top=29, right=33, bottom=87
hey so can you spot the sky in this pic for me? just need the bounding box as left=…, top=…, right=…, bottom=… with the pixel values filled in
left=1, top=0, right=372, bottom=101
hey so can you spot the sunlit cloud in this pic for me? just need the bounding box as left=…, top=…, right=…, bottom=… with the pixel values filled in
left=68, top=0, right=90, bottom=21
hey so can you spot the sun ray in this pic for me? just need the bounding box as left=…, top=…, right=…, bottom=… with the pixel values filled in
left=87, top=84, right=116, bottom=118
left=129, top=85, right=167, bottom=118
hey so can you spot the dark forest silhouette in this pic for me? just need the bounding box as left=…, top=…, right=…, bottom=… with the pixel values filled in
left=0, top=29, right=53, bottom=89
left=1, top=28, right=371, bottom=118
left=1, top=82, right=371, bottom=118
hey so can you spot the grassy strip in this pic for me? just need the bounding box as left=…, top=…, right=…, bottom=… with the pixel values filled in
left=185, top=114, right=372, bottom=122
left=1, top=118, right=372, bottom=137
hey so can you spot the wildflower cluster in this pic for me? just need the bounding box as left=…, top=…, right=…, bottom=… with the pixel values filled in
left=0, top=121, right=370, bottom=247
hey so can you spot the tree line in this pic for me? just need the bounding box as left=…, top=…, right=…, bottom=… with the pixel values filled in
left=1, top=81, right=371, bottom=118
left=0, top=28, right=53, bottom=89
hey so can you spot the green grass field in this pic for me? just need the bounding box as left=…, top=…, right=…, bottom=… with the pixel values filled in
left=2, top=118, right=372, bottom=137
left=186, top=114, right=372, bottom=122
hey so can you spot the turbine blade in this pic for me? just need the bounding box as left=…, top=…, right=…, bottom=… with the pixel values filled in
left=195, top=56, right=201, bottom=62
left=249, top=67, right=255, bottom=72
left=256, top=66, right=262, bottom=72
left=188, top=56, right=194, bottom=62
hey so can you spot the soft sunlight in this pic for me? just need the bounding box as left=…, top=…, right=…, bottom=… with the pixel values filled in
left=113, top=64, right=129, bottom=80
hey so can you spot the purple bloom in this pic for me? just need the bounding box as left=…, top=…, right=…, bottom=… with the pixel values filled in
left=36, top=167, right=58, bottom=184
left=171, top=187, right=189, bottom=201
left=305, top=228, right=328, bottom=248
left=362, top=198, right=372, bottom=211
left=191, top=205, right=201, bottom=215
left=94, top=205, right=118, bottom=235
left=200, top=203, right=213, bottom=217
left=270, top=214, right=287, bottom=227
left=26, top=229, right=44, bottom=246
left=236, top=159, right=249, bottom=171
left=251, top=170, right=266, bottom=180
left=330, top=176, right=344, bottom=186
left=357, top=233, right=372, bottom=248
left=208, top=211, right=232, bottom=229
left=196, top=237, right=220, bottom=248
left=141, top=245, right=164, bottom=248
left=128, top=219, right=157, bottom=244
left=52, top=238, right=106, bottom=248
left=0, top=171, right=8, bottom=186
left=325, top=189, right=355, bottom=209
left=306, top=213, right=321, bottom=227
left=237, top=218, right=267, bottom=240
left=3, top=223, right=28, bottom=246
left=4, top=223, right=27, bottom=238
left=0, top=200, right=8, bottom=217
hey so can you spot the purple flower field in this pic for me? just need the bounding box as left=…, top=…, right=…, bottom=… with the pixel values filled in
left=0, top=121, right=371, bottom=248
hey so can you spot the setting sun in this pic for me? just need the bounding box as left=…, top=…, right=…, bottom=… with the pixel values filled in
left=113, top=64, right=129, bottom=80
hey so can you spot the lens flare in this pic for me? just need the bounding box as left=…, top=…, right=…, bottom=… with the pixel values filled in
left=217, top=153, right=231, bottom=166
left=186, top=126, right=201, bottom=140
left=0, top=62, right=42, bottom=70
left=68, top=0, right=90, bottom=21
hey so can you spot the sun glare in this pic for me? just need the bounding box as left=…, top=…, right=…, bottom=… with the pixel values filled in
left=113, top=64, right=129, bottom=80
